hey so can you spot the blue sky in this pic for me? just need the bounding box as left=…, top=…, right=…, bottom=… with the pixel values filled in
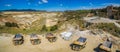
left=0, top=0, right=120, bottom=11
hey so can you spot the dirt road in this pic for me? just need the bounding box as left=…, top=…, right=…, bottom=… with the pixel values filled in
left=0, top=33, right=119, bottom=52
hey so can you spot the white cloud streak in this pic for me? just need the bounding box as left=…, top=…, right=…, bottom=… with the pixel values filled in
left=102, top=3, right=120, bottom=7
left=42, top=0, right=48, bottom=3
left=5, top=4, right=12, bottom=7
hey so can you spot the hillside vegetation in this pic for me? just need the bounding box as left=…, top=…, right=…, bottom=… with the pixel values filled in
left=0, top=6, right=120, bottom=37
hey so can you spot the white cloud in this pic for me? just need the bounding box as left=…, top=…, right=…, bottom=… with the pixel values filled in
left=42, top=0, right=48, bottom=3
left=102, top=3, right=120, bottom=7
left=5, top=4, right=12, bottom=7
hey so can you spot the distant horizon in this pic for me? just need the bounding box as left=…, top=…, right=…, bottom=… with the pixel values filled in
left=0, top=0, right=120, bottom=11
left=1, top=5, right=119, bottom=12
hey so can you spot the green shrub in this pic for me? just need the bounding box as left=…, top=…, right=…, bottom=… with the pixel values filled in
left=5, top=22, right=19, bottom=28
left=50, top=25, right=58, bottom=31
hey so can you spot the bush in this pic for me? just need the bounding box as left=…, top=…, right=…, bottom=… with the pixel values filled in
left=5, top=22, right=19, bottom=28
left=89, top=23, right=120, bottom=37
left=5, top=22, right=12, bottom=27
left=50, top=25, right=58, bottom=31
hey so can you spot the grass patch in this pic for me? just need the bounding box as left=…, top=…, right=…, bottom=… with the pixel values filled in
left=89, top=23, right=120, bottom=37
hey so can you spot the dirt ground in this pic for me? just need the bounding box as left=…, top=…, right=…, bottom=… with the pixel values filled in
left=0, top=33, right=119, bottom=52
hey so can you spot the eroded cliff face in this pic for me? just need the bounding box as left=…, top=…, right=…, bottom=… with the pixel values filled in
left=0, top=12, right=63, bottom=29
